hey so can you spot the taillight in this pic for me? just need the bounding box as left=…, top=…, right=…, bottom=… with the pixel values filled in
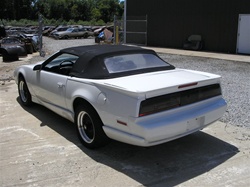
left=139, top=84, right=221, bottom=117
left=139, top=93, right=180, bottom=117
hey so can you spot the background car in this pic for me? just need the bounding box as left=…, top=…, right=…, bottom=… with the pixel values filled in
left=82, top=27, right=94, bottom=38
left=42, top=26, right=56, bottom=36
left=0, top=37, right=27, bottom=61
left=49, top=26, right=69, bottom=38
left=14, top=45, right=227, bottom=149
left=9, top=33, right=40, bottom=53
left=53, top=27, right=93, bottom=39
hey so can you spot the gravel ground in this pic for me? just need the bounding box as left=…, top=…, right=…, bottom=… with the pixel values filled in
left=158, top=54, right=250, bottom=129
left=0, top=36, right=249, bottom=129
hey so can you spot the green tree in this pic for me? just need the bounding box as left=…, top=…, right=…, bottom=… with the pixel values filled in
left=0, top=0, right=33, bottom=20
left=71, top=0, right=92, bottom=21
left=96, top=0, right=123, bottom=23
left=1, top=0, right=124, bottom=24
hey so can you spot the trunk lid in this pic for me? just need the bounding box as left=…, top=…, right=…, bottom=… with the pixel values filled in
left=99, top=69, right=221, bottom=98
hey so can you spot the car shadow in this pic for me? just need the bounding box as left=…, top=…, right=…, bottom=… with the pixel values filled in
left=17, top=97, right=239, bottom=186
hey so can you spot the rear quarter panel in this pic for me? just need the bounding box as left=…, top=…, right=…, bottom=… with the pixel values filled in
left=65, top=77, right=143, bottom=133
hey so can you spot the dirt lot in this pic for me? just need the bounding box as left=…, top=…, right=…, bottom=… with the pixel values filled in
left=0, top=80, right=250, bottom=187
left=0, top=39, right=250, bottom=186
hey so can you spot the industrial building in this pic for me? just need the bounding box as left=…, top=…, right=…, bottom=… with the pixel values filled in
left=126, top=0, right=250, bottom=54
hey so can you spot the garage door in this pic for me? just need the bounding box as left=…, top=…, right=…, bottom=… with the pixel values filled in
left=237, top=14, right=250, bottom=54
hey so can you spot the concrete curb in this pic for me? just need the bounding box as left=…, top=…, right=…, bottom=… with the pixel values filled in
left=143, top=46, right=250, bottom=63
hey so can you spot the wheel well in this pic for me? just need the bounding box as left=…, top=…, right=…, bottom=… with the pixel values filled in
left=73, top=98, right=95, bottom=113
left=18, top=73, right=24, bottom=81
left=73, top=97, right=106, bottom=134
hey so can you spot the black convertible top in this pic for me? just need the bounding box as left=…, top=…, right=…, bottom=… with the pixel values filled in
left=60, top=45, right=174, bottom=79
left=61, top=45, right=151, bottom=57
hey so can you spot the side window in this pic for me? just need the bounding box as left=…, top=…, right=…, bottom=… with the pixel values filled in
left=43, top=53, right=78, bottom=75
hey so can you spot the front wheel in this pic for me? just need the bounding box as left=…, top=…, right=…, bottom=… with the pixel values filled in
left=18, top=77, right=33, bottom=106
left=75, top=104, right=110, bottom=149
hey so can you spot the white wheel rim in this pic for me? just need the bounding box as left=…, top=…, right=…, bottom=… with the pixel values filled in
left=77, top=111, right=95, bottom=143
left=19, top=81, right=28, bottom=102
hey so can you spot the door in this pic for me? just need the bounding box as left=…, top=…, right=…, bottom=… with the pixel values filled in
left=237, top=14, right=250, bottom=54
left=34, top=71, right=68, bottom=113
left=32, top=52, right=79, bottom=115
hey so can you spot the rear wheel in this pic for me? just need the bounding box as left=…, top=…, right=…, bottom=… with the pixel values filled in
left=75, top=104, right=110, bottom=149
left=18, top=77, right=32, bottom=106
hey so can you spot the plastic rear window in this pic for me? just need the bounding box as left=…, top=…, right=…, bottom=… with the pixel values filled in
left=104, top=53, right=170, bottom=73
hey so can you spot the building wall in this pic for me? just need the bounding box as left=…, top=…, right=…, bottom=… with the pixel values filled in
left=127, top=0, right=250, bottom=53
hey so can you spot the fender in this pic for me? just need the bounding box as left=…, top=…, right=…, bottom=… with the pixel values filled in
left=65, top=78, right=102, bottom=115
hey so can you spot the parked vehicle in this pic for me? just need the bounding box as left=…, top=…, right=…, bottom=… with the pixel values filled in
left=53, top=27, right=93, bottom=39
left=82, top=27, right=94, bottom=38
left=43, top=26, right=56, bottom=36
left=9, top=33, right=39, bottom=53
left=5, top=26, right=38, bottom=35
left=49, top=26, right=69, bottom=38
left=14, top=45, right=227, bottom=149
left=0, top=37, right=27, bottom=61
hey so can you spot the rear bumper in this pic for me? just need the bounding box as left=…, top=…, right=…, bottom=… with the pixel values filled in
left=103, top=97, right=227, bottom=147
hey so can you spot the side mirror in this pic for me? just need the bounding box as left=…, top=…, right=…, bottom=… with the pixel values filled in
left=33, top=64, right=42, bottom=71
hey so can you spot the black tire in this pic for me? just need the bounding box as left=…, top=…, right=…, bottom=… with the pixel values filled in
left=18, top=76, right=33, bottom=106
left=2, top=50, right=18, bottom=62
left=75, top=104, right=110, bottom=149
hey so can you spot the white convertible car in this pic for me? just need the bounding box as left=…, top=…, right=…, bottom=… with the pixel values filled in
left=14, top=45, right=227, bottom=148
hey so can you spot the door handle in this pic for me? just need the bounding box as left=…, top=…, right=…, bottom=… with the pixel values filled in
left=57, top=82, right=65, bottom=88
